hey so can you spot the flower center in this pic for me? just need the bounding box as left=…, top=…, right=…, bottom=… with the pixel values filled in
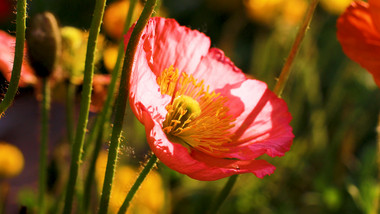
left=157, top=66, right=235, bottom=155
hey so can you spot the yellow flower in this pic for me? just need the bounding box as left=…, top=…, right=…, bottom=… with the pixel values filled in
left=60, top=26, right=105, bottom=84
left=282, top=0, right=308, bottom=26
left=243, top=0, right=307, bottom=26
left=96, top=152, right=165, bottom=214
left=103, top=44, right=119, bottom=73
left=103, top=0, right=144, bottom=40
left=0, top=142, right=24, bottom=178
left=320, top=0, right=352, bottom=15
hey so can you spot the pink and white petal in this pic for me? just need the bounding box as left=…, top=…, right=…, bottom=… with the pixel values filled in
left=131, top=17, right=211, bottom=76
left=140, top=107, right=275, bottom=180
left=190, top=150, right=276, bottom=179
left=129, top=29, right=172, bottom=124
left=191, top=48, right=247, bottom=92
left=337, top=1, right=380, bottom=87
left=217, top=79, right=293, bottom=160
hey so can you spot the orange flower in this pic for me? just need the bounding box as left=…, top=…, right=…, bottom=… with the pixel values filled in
left=337, top=0, right=380, bottom=87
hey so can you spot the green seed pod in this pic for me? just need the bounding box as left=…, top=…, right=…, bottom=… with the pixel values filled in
left=26, top=12, right=61, bottom=78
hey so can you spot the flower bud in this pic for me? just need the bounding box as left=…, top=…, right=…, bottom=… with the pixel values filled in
left=26, top=12, right=61, bottom=78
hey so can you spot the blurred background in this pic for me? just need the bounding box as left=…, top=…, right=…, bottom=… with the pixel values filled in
left=0, top=0, right=379, bottom=213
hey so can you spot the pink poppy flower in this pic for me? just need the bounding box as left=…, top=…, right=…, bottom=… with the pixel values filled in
left=337, top=0, right=380, bottom=87
left=0, top=30, right=37, bottom=87
left=126, top=17, right=293, bottom=181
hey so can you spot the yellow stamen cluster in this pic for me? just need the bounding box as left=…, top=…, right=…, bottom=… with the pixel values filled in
left=157, top=66, right=235, bottom=155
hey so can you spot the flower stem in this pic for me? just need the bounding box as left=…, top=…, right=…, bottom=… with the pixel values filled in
left=62, top=0, right=107, bottom=212
left=81, top=1, right=138, bottom=211
left=82, top=0, right=138, bottom=157
left=0, top=0, right=27, bottom=116
left=65, top=82, right=75, bottom=145
left=97, top=0, right=157, bottom=213
left=82, top=129, right=103, bottom=213
left=273, top=0, right=319, bottom=97
left=38, top=77, right=50, bottom=214
left=208, top=175, right=238, bottom=214
left=117, top=155, right=158, bottom=214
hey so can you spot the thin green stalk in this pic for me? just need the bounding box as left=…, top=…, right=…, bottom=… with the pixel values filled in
left=39, top=77, right=50, bottom=214
left=208, top=175, right=238, bottom=214
left=82, top=0, right=138, bottom=157
left=97, top=0, right=157, bottom=213
left=81, top=0, right=138, bottom=210
left=82, top=129, right=103, bottom=213
left=65, top=82, right=75, bottom=144
left=0, top=0, right=27, bottom=116
left=117, top=155, right=158, bottom=214
left=62, top=0, right=107, bottom=212
left=273, top=0, right=319, bottom=97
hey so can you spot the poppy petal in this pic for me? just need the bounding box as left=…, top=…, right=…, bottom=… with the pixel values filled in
left=369, top=0, right=380, bottom=33
left=140, top=107, right=275, bottom=181
left=0, top=31, right=36, bottom=87
left=337, top=1, right=380, bottom=87
left=215, top=79, right=293, bottom=160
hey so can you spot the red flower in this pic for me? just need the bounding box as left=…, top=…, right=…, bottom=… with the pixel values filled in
left=337, top=0, right=380, bottom=87
left=126, top=17, right=293, bottom=181
left=0, top=30, right=37, bottom=87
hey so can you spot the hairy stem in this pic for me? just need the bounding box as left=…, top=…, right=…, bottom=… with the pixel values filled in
left=0, top=0, right=27, bottom=116
left=82, top=0, right=138, bottom=211
left=273, top=0, right=319, bottom=97
left=62, top=0, right=107, bottom=212
left=97, top=0, right=157, bottom=213
left=208, top=175, right=238, bottom=214
left=82, top=0, right=138, bottom=158
left=117, top=155, right=158, bottom=214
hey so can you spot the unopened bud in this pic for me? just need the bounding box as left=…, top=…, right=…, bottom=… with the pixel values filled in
left=27, top=12, right=61, bottom=78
